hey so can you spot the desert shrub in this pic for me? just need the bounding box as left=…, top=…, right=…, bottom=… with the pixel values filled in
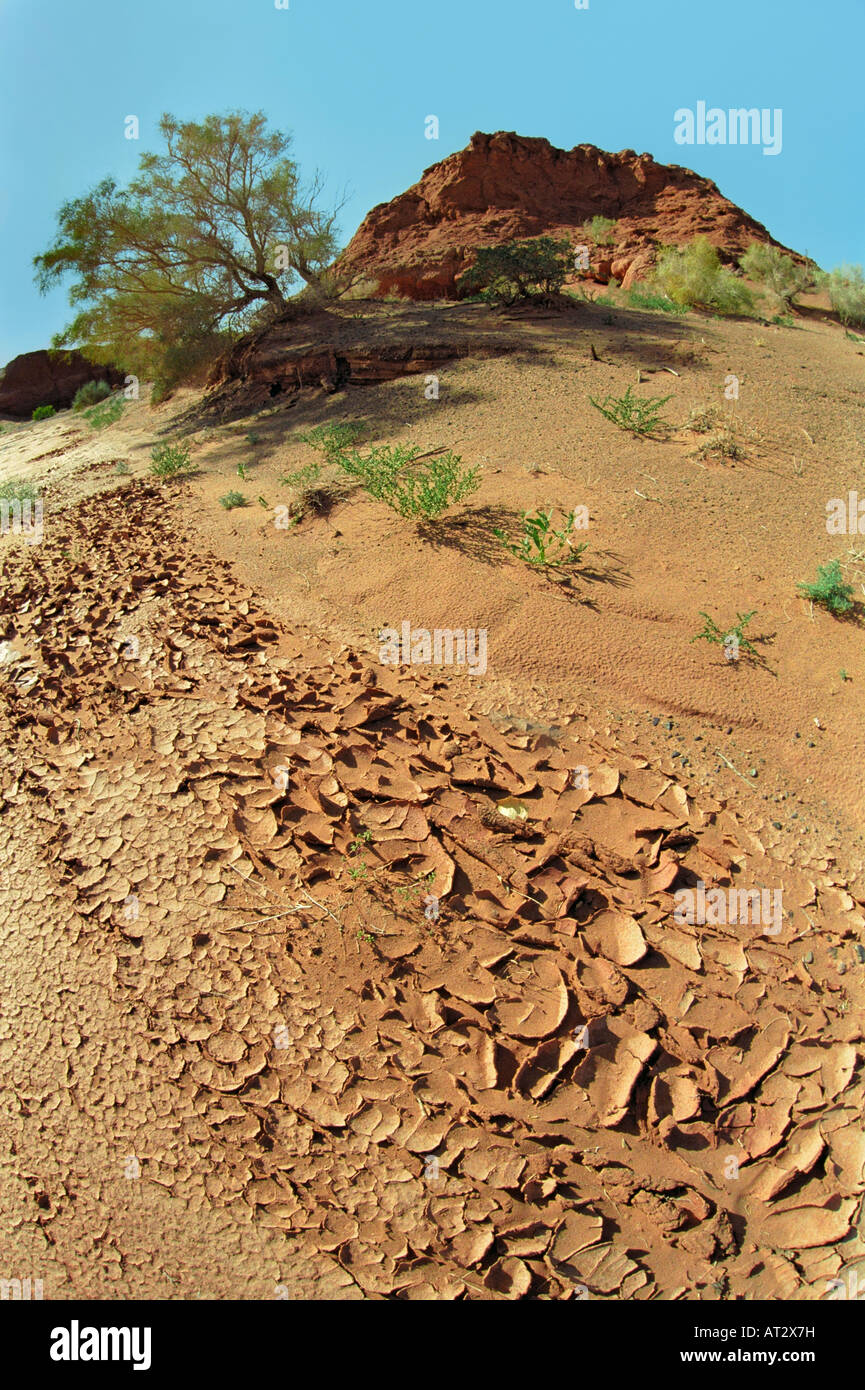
left=291, top=476, right=353, bottom=520
left=219, top=490, right=247, bottom=509
left=457, top=237, right=571, bottom=306
left=797, top=559, right=855, bottom=615
left=826, top=265, right=865, bottom=327
left=150, top=439, right=192, bottom=477
left=32, top=404, right=56, bottom=421
left=84, top=395, right=124, bottom=429
left=589, top=385, right=671, bottom=436
left=651, top=237, right=758, bottom=316
left=114, top=460, right=130, bottom=475
left=738, top=243, right=815, bottom=311
left=336, top=444, right=481, bottom=520
left=494, top=509, right=588, bottom=567
left=695, top=425, right=745, bottom=462
left=584, top=215, right=617, bottom=246
left=72, top=379, right=112, bottom=411
left=686, top=404, right=720, bottom=434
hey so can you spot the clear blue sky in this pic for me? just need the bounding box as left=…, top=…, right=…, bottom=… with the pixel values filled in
left=1, top=0, right=863, bottom=365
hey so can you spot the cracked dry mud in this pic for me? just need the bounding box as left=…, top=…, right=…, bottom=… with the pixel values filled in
left=1, top=484, right=864, bottom=1300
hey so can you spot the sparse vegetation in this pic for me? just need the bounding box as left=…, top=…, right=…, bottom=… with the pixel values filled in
left=797, top=559, right=855, bottom=615
left=0, top=478, right=39, bottom=502
left=295, top=421, right=366, bottom=460
left=738, top=243, right=815, bottom=312
left=114, top=460, right=130, bottom=475
left=494, top=509, right=588, bottom=568
left=72, top=379, right=112, bottom=411
left=219, top=490, right=247, bottom=510
left=692, top=610, right=759, bottom=660
left=457, top=237, right=571, bottom=306
left=627, top=289, right=687, bottom=315
left=686, top=404, right=721, bottom=434
left=584, top=215, right=617, bottom=247
left=825, top=265, right=865, bottom=328
left=694, top=425, right=745, bottom=462
left=32, top=404, right=56, bottom=421
left=651, top=237, right=758, bottom=316
left=236, top=462, right=249, bottom=480
left=84, top=395, right=124, bottom=429
left=589, top=384, right=671, bottom=436
left=335, top=444, right=481, bottom=521
left=150, top=439, right=192, bottom=477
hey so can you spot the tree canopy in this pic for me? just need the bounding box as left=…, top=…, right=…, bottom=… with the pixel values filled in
left=34, top=111, right=344, bottom=391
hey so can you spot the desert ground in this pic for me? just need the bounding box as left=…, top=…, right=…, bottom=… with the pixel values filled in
left=1, top=294, right=863, bottom=1300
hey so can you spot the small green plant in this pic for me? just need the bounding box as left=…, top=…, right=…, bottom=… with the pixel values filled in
left=296, top=421, right=365, bottom=458
left=825, top=265, right=865, bottom=328
left=797, top=559, right=855, bottom=615
left=652, top=237, right=758, bottom=316
left=219, top=490, right=247, bottom=509
left=237, top=462, right=249, bottom=480
left=692, top=610, right=759, bottom=660
left=770, top=314, right=794, bottom=328
left=150, top=439, right=192, bottom=477
left=840, top=668, right=850, bottom=682
left=457, top=237, right=571, bottom=306
left=246, top=431, right=262, bottom=445
left=72, top=379, right=112, bottom=411
left=348, top=829, right=372, bottom=855
left=739, top=243, right=815, bottom=312
left=85, top=395, right=125, bottom=430
left=258, top=495, right=269, bottom=508
left=336, top=444, right=481, bottom=521
left=114, top=460, right=130, bottom=475
left=589, top=385, right=671, bottom=436
left=584, top=215, right=617, bottom=247
left=494, top=508, right=588, bottom=568
left=32, top=404, right=56, bottom=421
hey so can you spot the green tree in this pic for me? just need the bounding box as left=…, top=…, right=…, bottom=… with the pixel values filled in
left=34, top=111, right=344, bottom=392
left=738, top=243, right=816, bottom=311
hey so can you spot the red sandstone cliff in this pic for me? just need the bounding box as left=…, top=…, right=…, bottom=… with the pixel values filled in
left=337, top=131, right=800, bottom=299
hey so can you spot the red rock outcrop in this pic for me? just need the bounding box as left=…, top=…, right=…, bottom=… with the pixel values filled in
left=0, top=349, right=124, bottom=418
left=338, top=131, right=801, bottom=298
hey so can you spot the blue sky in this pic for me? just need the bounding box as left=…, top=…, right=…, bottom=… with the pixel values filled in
left=1, top=0, right=863, bottom=364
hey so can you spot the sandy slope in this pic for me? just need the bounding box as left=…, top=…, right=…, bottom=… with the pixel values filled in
left=0, top=297, right=863, bottom=1300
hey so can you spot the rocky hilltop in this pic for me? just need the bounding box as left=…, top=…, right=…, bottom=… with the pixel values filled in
left=338, top=130, right=800, bottom=298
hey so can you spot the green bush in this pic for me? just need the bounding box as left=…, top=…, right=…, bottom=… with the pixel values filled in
left=651, top=237, right=758, bottom=316
left=336, top=444, right=481, bottom=520
left=32, top=404, right=56, bottom=421
left=584, top=215, right=617, bottom=247
left=72, top=379, right=112, bottom=411
left=457, top=237, right=571, bottom=306
left=150, top=439, right=192, bottom=477
left=825, top=265, right=865, bottom=327
left=219, top=490, right=247, bottom=509
left=84, top=395, right=124, bottom=429
left=296, top=421, right=365, bottom=459
left=738, top=243, right=814, bottom=311
left=589, top=385, right=671, bottom=436
left=797, top=559, right=855, bottom=615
